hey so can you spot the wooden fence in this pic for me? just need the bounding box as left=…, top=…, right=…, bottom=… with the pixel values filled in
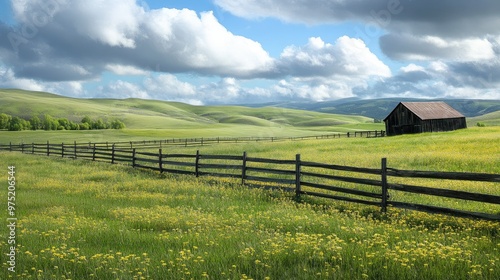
left=1, top=142, right=499, bottom=221
left=0, top=130, right=384, bottom=151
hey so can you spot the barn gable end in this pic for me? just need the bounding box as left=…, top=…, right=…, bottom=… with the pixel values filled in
left=383, top=102, right=467, bottom=136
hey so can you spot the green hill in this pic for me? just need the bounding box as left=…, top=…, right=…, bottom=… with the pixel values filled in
left=248, top=98, right=500, bottom=120
left=469, top=110, right=500, bottom=126
left=0, top=89, right=375, bottom=130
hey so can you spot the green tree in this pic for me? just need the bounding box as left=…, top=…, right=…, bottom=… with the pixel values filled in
left=92, top=118, right=107, bottom=129
left=69, top=121, right=79, bottom=130
left=29, top=116, right=41, bottom=130
left=57, top=118, right=71, bottom=130
left=81, top=116, right=92, bottom=125
left=79, top=123, right=90, bottom=130
left=8, top=116, right=29, bottom=131
left=42, top=114, right=58, bottom=130
left=110, top=119, right=126, bottom=129
left=0, top=113, right=12, bottom=129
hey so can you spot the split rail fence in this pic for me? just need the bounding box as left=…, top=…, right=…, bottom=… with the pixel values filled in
left=1, top=141, right=499, bottom=221
left=8, top=130, right=383, bottom=151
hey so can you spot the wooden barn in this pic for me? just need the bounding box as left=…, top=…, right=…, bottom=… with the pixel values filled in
left=384, top=102, right=466, bottom=136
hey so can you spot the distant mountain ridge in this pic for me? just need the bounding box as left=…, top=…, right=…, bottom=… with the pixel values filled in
left=1, top=89, right=498, bottom=129
left=243, top=98, right=500, bottom=120
left=0, top=89, right=374, bottom=130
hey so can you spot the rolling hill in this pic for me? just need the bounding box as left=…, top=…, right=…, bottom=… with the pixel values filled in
left=2, top=89, right=498, bottom=133
left=0, top=89, right=375, bottom=130
left=247, top=98, right=500, bottom=120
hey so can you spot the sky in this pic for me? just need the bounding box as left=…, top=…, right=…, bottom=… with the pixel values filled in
left=0, top=0, right=499, bottom=105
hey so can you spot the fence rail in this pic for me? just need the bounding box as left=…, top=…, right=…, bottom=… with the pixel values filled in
left=1, top=141, right=499, bottom=221
left=0, top=131, right=385, bottom=152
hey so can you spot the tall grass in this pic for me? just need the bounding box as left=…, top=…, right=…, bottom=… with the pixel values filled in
left=0, top=126, right=499, bottom=279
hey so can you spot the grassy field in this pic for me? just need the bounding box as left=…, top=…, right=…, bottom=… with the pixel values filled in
left=0, top=89, right=378, bottom=132
left=1, top=127, right=499, bottom=279
left=469, top=110, right=500, bottom=126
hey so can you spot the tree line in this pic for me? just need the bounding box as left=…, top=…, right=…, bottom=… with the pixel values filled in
left=0, top=113, right=125, bottom=131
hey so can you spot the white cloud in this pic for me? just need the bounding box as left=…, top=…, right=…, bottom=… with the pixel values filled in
left=3, top=0, right=500, bottom=103
left=0, top=67, right=44, bottom=91
left=98, top=80, right=149, bottom=99
left=213, top=0, right=350, bottom=24
left=277, top=36, right=391, bottom=78
left=65, top=0, right=143, bottom=48
left=381, top=34, right=496, bottom=62
left=428, top=61, right=448, bottom=73
left=0, top=65, right=86, bottom=96
left=273, top=78, right=355, bottom=101
left=2, top=0, right=274, bottom=80
left=142, top=9, right=274, bottom=77
left=105, top=64, right=148, bottom=76
left=144, top=74, right=197, bottom=99
left=45, top=81, right=85, bottom=97
left=354, top=60, right=500, bottom=100
left=400, top=64, right=425, bottom=73
left=214, top=0, right=500, bottom=37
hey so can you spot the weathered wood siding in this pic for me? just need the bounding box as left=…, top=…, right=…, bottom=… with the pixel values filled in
left=385, top=103, right=467, bottom=136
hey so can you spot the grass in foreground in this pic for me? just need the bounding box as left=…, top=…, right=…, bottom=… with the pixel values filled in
left=0, top=151, right=499, bottom=279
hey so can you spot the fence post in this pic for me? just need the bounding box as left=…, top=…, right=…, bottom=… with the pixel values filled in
left=159, top=149, right=163, bottom=173
left=47, top=141, right=50, bottom=156
left=242, top=152, right=247, bottom=184
left=74, top=141, right=77, bottom=159
left=195, top=150, right=200, bottom=177
left=111, top=144, right=115, bottom=164
left=32, top=143, right=34, bottom=154
left=21, top=143, right=24, bottom=154
left=61, top=143, right=65, bottom=157
left=381, top=157, right=388, bottom=213
left=92, top=144, right=96, bottom=161
left=9, top=142, right=12, bottom=152
left=132, top=148, right=136, bottom=167
left=295, top=154, right=301, bottom=199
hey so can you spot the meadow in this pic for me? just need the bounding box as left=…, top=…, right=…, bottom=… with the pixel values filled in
left=1, top=126, right=499, bottom=279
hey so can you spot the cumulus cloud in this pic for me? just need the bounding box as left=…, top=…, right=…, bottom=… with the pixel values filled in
left=380, top=34, right=496, bottom=61
left=0, top=65, right=85, bottom=96
left=62, top=0, right=143, bottom=48
left=2, top=0, right=499, bottom=103
left=0, top=67, right=45, bottom=91
left=97, top=80, right=149, bottom=99
left=143, top=74, right=197, bottom=100
left=214, top=0, right=500, bottom=37
left=354, top=60, right=500, bottom=100
left=105, top=64, right=148, bottom=76
left=273, top=79, right=355, bottom=101
left=277, top=36, right=390, bottom=78
left=0, top=0, right=274, bottom=81
left=215, top=0, right=500, bottom=64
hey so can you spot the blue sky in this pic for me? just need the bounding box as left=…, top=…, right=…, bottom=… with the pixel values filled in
left=1, top=0, right=499, bottom=104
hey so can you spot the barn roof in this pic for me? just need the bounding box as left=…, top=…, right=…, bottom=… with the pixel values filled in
left=385, top=102, right=465, bottom=120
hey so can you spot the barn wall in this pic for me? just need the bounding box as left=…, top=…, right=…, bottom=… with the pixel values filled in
left=422, top=117, right=467, bottom=132
left=385, top=104, right=467, bottom=136
left=384, top=104, right=423, bottom=136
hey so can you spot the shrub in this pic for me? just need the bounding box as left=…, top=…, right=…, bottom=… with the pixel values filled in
left=110, top=119, right=126, bottom=129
